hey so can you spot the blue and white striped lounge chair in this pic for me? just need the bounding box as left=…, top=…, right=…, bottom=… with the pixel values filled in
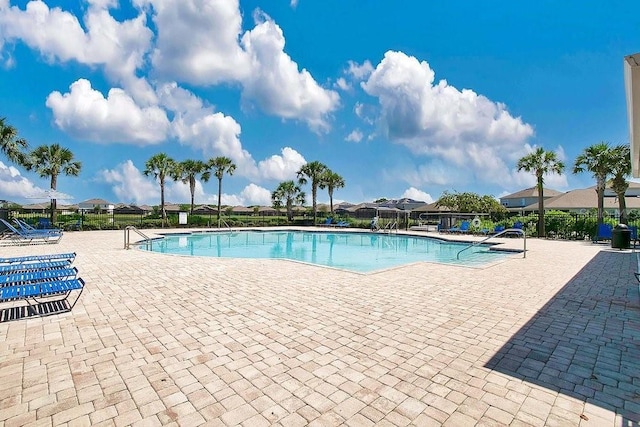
left=15, top=218, right=62, bottom=234
left=0, top=257, right=84, bottom=320
left=0, top=260, right=72, bottom=275
left=0, top=277, right=85, bottom=319
left=0, top=252, right=75, bottom=264
left=0, top=219, right=63, bottom=244
left=0, top=267, right=78, bottom=286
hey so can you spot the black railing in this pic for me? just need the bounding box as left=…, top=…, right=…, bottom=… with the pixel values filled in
left=0, top=208, right=634, bottom=241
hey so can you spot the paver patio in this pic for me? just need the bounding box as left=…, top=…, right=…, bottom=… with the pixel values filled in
left=0, top=228, right=638, bottom=426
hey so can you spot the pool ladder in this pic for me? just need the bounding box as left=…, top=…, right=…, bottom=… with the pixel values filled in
left=383, top=221, right=398, bottom=234
left=456, top=228, right=526, bottom=260
left=124, top=226, right=152, bottom=250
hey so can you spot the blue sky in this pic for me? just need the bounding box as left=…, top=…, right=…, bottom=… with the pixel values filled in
left=1, top=0, right=639, bottom=207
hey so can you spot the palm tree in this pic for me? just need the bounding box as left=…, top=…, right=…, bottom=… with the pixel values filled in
left=174, top=160, right=211, bottom=214
left=24, top=143, right=81, bottom=224
left=608, top=144, right=631, bottom=224
left=297, top=161, right=328, bottom=225
left=0, top=117, right=28, bottom=165
left=573, top=142, right=612, bottom=226
left=208, top=156, right=236, bottom=227
left=320, top=170, right=345, bottom=215
left=517, top=147, right=565, bottom=237
left=272, top=180, right=306, bottom=221
left=144, top=153, right=176, bottom=227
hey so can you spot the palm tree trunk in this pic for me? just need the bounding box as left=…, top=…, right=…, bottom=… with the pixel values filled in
left=618, top=191, right=628, bottom=224
left=190, top=179, right=195, bottom=215
left=217, top=177, right=222, bottom=227
left=596, top=178, right=605, bottom=225
left=160, top=181, right=166, bottom=228
left=286, top=200, right=292, bottom=221
left=537, top=176, right=545, bottom=237
left=329, top=189, right=334, bottom=215
left=312, top=186, right=317, bottom=225
left=50, top=175, right=58, bottom=224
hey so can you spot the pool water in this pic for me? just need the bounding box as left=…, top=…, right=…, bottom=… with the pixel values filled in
left=143, top=230, right=511, bottom=273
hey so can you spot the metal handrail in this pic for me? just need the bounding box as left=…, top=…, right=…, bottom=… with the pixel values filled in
left=218, top=217, right=231, bottom=229
left=456, top=228, right=526, bottom=260
left=383, top=221, right=398, bottom=234
left=124, top=225, right=152, bottom=250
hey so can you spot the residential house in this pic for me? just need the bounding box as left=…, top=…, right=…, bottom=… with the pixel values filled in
left=79, top=198, right=114, bottom=213
left=500, top=187, right=563, bottom=212
left=523, top=186, right=640, bottom=214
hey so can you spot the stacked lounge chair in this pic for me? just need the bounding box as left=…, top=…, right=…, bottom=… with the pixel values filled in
left=0, top=218, right=63, bottom=245
left=0, top=252, right=84, bottom=321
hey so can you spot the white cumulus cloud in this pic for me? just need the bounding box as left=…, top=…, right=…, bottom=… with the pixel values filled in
left=0, top=161, right=55, bottom=203
left=240, top=10, right=340, bottom=132
left=362, top=50, right=536, bottom=187
left=347, top=60, right=374, bottom=80
left=257, top=147, right=306, bottom=181
left=98, top=160, right=159, bottom=204
left=145, top=0, right=250, bottom=85
left=0, top=0, right=156, bottom=103
left=46, top=79, right=170, bottom=144
left=401, top=187, right=434, bottom=204
left=345, top=129, right=363, bottom=143
left=240, top=183, right=272, bottom=206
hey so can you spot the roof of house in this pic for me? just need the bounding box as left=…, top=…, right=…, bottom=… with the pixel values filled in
left=231, top=206, right=253, bottom=213
left=501, top=186, right=564, bottom=200
left=411, top=202, right=452, bottom=212
left=79, top=198, right=113, bottom=205
left=523, top=187, right=640, bottom=210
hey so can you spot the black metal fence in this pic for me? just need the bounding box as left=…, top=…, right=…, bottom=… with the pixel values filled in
left=0, top=208, right=635, bottom=240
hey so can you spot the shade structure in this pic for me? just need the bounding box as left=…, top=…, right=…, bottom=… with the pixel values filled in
left=624, top=53, right=640, bottom=177
left=25, top=188, right=73, bottom=201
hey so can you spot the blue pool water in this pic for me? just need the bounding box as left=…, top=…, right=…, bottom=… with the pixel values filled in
left=142, top=230, right=511, bottom=272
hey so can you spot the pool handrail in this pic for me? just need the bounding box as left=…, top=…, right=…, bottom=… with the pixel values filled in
left=124, top=226, right=152, bottom=250
left=456, top=228, right=526, bottom=260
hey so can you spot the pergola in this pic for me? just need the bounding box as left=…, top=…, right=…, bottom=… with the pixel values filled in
left=624, top=53, right=640, bottom=177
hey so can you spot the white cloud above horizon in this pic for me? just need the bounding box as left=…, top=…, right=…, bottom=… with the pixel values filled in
left=362, top=50, right=536, bottom=188
left=401, top=187, right=434, bottom=204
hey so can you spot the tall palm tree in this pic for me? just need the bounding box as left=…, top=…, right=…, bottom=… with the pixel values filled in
left=297, top=161, right=328, bottom=225
left=573, top=142, right=611, bottom=226
left=517, top=147, right=565, bottom=237
left=208, top=156, right=236, bottom=226
left=272, top=180, right=306, bottom=221
left=608, top=144, right=631, bottom=224
left=144, top=153, right=176, bottom=227
left=0, top=117, right=28, bottom=165
left=174, top=160, right=211, bottom=214
left=24, top=143, right=81, bottom=224
left=320, top=170, right=345, bottom=215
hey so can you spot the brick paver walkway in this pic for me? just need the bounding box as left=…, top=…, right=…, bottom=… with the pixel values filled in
left=0, top=229, right=638, bottom=426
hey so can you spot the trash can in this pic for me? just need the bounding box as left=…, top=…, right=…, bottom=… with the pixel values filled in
left=612, top=223, right=631, bottom=249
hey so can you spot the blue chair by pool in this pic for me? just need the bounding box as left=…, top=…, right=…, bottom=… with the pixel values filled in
left=319, top=217, right=334, bottom=226
left=15, top=218, right=62, bottom=234
left=448, top=221, right=470, bottom=233
left=335, top=220, right=350, bottom=227
left=0, top=260, right=72, bottom=275
left=594, top=223, right=613, bottom=242
left=37, top=218, right=57, bottom=229
left=0, top=252, right=76, bottom=264
left=0, top=219, right=63, bottom=245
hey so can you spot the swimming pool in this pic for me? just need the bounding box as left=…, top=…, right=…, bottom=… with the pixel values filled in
left=141, top=230, right=512, bottom=272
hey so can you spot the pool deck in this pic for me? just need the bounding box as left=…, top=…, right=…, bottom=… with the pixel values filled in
left=0, top=227, right=638, bottom=426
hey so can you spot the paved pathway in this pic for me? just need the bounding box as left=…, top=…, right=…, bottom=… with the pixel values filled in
left=0, top=229, right=638, bottom=426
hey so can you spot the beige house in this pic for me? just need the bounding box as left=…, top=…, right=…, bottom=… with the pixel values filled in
left=78, top=198, right=114, bottom=213
left=500, top=187, right=563, bottom=211
left=523, top=186, right=640, bottom=213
